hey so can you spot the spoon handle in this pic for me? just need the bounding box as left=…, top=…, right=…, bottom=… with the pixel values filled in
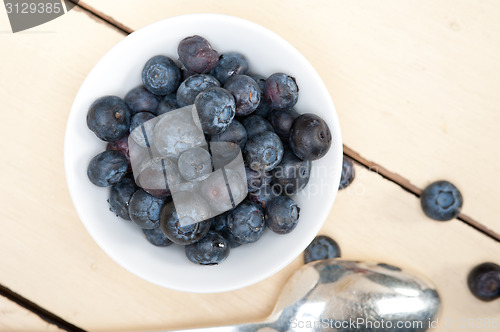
left=163, top=322, right=271, bottom=332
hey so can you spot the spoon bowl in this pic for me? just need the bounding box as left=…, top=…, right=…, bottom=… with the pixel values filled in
left=169, top=259, right=440, bottom=332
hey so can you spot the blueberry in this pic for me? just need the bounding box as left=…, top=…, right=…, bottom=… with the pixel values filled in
left=224, top=75, right=261, bottom=116
left=181, top=68, right=196, bottom=80
left=176, top=74, right=221, bottom=107
left=210, top=52, right=249, bottom=85
left=304, top=235, right=341, bottom=264
left=241, top=115, right=274, bottom=138
left=194, top=87, right=236, bottom=135
left=144, top=188, right=171, bottom=200
left=420, top=180, right=463, bottom=221
left=129, top=112, right=155, bottom=133
left=128, top=189, right=165, bottom=229
left=185, top=230, right=230, bottom=265
left=227, top=200, right=265, bottom=244
left=178, top=35, right=219, bottom=74
left=142, top=55, right=181, bottom=96
left=269, top=109, right=299, bottom=141
left=211, top=213, right=241, bottom=248
left=137, top=157, right=179, bottom=199
left=108, top=175, right=137, bottom=220
left=152, top=110, right=206, bottom=159
left=265, top=196, right=300, bottom=234
left=339, top=156, right=355, bottom=190
left=244, top=131, right=283, bottom=171
left=155, top=94, right=178, bottom=116
left=250, top=74, right=273, bottom=118
left=106, top=136, right=131, bottom=171
left=143, top=225, right=173, bottom=247
left=468, top=262, right=500, bottom=301
left=124, top=86, right=159, bottom=115
left=209, top=119, right=247, bottom=150
left=249, top=74, right=266, bottom=91
left=160, top=201, right=211, bottom=245
left=290, top=113, right=332, bottom=161
left=247, top=176, right=277, bottom=209
left=87, top=96, right=131, bottom=142
left=211, top=214, right=227, bottom=233
left=246, top=167, right=271, bottom=193
left=200, top=169, right=247, bottom=213
left=208, top=139, right=241, bottom=168
left=177, top=147, right=212, bottom=181
left=271, top=148, right=311, bottom=196
left=87, top=150, right=128, bottom=187
left=263, top=73, right=299, bottom=110
left=174, top=191, right=212, bottom=226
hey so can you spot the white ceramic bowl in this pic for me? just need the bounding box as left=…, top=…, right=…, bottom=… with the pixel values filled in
left=64, top=14, right=342, bottom=293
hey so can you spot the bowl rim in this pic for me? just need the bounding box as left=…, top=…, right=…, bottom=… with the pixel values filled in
left=64, top=13, right=343, bottom=293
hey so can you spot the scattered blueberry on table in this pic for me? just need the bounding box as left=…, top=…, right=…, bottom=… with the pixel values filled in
left=86, top=34, right=334, bottom=265
left=339, top=156, right=355, bottom=190
left=467, top=262, right=500, bottom=302
left=420, top=180, right=463, bottom=221
left=304, top=235, right=341, bottom=264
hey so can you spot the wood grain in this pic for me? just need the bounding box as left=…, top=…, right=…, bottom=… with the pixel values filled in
left=80, top=0, right=500, bottom=235
left=0, top=2, right=499, bottom=332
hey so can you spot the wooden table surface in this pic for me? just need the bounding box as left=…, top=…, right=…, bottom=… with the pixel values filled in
left=1, top=1, right=499, bottom=331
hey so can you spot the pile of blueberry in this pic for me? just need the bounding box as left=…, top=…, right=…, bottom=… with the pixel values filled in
left=86, top=35, right=332, bottom=265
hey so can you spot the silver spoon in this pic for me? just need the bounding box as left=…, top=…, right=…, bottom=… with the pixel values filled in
left=166, top=260, right=440, bottom=332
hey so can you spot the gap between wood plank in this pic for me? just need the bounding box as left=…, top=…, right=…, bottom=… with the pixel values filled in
left=0, top=284, right=86, bottom=332
left=70, top=0, right=500, bottom=245
left=68, top=0, right=133, bottom=34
